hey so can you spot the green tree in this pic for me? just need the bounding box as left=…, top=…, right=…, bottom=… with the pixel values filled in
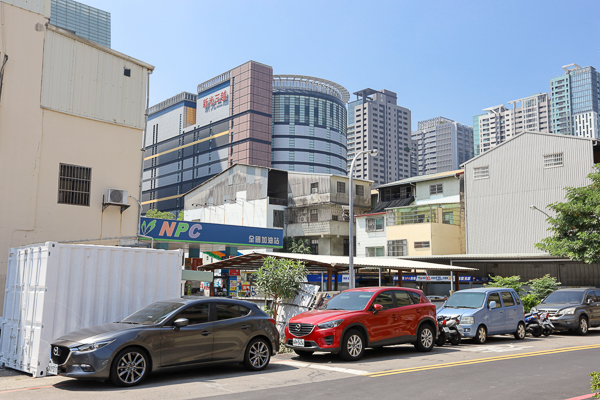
left=484, top=275, right=524, bottom=295
left=591, top=372, right=600, bottom=399
left=535, top=165, right=600, bottom=263
left=254, top=256, right=307, bottom=322
left=178, top=210, right=184, bottom=221
left=527, top=274, right=561, bottom=303
left=283, top=237, right=312, bottom=254
left=145, top=209, right=176, bottom=220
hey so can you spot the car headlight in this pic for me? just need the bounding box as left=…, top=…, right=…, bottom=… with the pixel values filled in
left=317, top=319, right=344, bottom=329
left=557, top=307, right=576, bottom=316
left=460, top=316, right=475, bottom=325
left=72, top=339, right=115, bottom=353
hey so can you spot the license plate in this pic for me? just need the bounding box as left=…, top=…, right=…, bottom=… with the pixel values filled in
left=292, top=338, right=304, bottom=347
left=47, top=361, right=58, bottom=375
left=443, top=327, right=451, bottom=333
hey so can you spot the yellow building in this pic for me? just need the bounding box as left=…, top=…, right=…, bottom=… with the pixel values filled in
left=0, top=0, right=154, bottom=316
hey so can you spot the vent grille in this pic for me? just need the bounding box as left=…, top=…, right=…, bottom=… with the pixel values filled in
left=288, top=323, right=314, bottom=337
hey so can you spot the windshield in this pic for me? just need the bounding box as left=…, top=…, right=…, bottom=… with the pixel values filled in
left=121, top=301, right=185, bottom=325
left=541, top=291, right=584, bottom=305
left=319, top=291, right=375, bottom=311
left=444, top=292, right=486, bottom=309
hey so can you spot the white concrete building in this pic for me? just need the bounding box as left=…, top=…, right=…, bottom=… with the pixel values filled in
left=474, top=93, right=551, bottom=155
left=0, top=0, right=154, bottom=316
left=347, top=89, right=412, bottom=186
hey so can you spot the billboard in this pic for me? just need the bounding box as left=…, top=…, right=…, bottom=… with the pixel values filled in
left=196, top=82, right=230, bottom=128
left=139, top=217, right=283, bottom=247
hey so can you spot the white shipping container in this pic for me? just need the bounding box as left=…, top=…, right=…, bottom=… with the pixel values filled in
left=0, top=242, right=183, bottom=377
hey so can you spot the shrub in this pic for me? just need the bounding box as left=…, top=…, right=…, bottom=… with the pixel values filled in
left=590, top=372, right=600, bottom=399
left=485, top=275, right=524, bottom=295
left=527, top=274, right=561, bottom=303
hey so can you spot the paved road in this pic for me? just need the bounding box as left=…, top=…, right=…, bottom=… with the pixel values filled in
left=2, top=331, right=600, bottom=399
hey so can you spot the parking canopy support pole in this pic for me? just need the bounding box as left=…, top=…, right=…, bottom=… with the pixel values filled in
left=454, top=272, right=460, bottom=292
left=378, top=268, right=382, bottom=287
left=327, top=267, right=332, bottom=291
left=450, top=270, right=454, bottom=293
left=334, top=270, right=338, bottom=291
left=398, top=270, right=403, bottom=287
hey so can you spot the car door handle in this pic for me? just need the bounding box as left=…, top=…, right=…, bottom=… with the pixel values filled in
left=241, top=325, right=251, bottom=330
left=200, top=330, right=212, bottom=336
left=392, top=315, right=398, bottom=319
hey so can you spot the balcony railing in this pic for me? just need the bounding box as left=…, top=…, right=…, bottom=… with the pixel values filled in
left=268, top=197, right=288, bottom=206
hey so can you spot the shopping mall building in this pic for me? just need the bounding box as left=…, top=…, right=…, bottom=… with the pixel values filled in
left=142, top=61, right=350, bottom=214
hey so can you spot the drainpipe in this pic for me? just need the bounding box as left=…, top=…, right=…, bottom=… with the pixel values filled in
left=137, top=70, right=151, bottom=245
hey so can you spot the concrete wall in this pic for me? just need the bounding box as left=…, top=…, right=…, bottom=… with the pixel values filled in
left=356, top=215, right=387, bottom=257
left=0, top=2, right=150, bottom=316
left=415, top=176, right=460, bottom=205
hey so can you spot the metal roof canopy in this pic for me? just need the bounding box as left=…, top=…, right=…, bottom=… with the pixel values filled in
left=201, top=251, right=477, bottom=273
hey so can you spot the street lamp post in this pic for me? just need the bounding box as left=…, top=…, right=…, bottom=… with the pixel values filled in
left=530, top=205, right=551, bottom=219
left=349, top=149, right=378, bottom=289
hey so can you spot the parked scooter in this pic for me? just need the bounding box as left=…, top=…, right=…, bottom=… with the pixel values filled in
left=539, top=312, right=555, bottom=336
left=436, top=315, right=462, bottom=346
left=524, top=311, right=544, bottom=337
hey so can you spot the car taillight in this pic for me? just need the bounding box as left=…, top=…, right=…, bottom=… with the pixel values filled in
left=442, top=320, right=447, bottom=325
left=269, top=318, right=276, bottom=327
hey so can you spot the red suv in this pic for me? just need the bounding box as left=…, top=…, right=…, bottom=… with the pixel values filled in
left=284, top=287, right=437, bottom=361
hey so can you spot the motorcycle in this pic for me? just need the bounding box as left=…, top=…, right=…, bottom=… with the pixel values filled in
left=538, top=312, right=555, bottom=336
left=525, top=311, right=545, bottom=337
left=436, top=315, right=462, bottom=346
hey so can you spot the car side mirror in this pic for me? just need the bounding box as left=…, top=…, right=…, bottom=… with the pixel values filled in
left=489, top=301, right=497, bottom=309
left=373, top=304, right=383, bottom=314
left=588, top=299, right=594, bottom=305
left=174, top=318, right=189, bottom=328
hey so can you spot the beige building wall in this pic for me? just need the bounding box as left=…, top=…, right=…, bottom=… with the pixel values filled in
left=0, top=2, right=153, bottom=317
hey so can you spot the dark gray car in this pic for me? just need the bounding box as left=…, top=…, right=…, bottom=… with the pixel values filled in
left=49, top=298, right=279, bottom=387
left=533, top=288, right=600, bottom=335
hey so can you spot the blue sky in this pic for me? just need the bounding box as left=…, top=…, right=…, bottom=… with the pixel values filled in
left=84, top=0, right=599, bottom=130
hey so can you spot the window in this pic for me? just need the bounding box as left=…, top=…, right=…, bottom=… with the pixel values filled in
left=355, top=184, right=364, bottom=196
left=366, top=217, right=384, bottom=232
left=414, top=241, right=430, bottom=249
left=500, top=292, right=515, bottom=307
left=408, top=291, right=422, bottom=304
left=544, top=153, right=563, bottom=168
left=310, top=239, right=319, bottom=254
left=387, top=240, right=407, bottom=256
left=429, top=184, right=443, bottom=195
left=310, top=209, right=318, bottom=222
left=337, top=181, right=345, bottom=193
left=366, top=247, right=384, bottom=257
left=487, top=293, right=501, bottom=309
left=58, top=163, right=91, bottom=206
left=394, top=291, right=412, bottom=307
left=442, top=211, right=455, bottom=225
left=216, top=303, right=250, bottom=320
left=343, top=238, right=349, bottom=256
left=373, top=291, right=394, bottom=310
left=474, top=166, right=489, bottom=180
left=273, top=210, right=284, bottom=228
left=311, top=182, right=319, bottom=193
left=175, top=303, right=209, bottom=325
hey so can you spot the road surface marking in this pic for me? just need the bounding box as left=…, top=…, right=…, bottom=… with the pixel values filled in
left=366, top=344, right=600, bottom=377
left=274, top=360, right=368, bottom=375
left=456, top=344, right=534, bottom=353
left=564, top=394, right=595, bottom=400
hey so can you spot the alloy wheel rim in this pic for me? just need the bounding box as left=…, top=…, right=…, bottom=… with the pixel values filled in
left=249, top=341, right=269, bottom=368
left=518, top=324, right=525, bottom=338
left=478, top=327, right=486, bottom=342
left=581, top=318, right=588, bottom=333
left=347, top=335, right=362, bottom=357
left=421, top=328, right=433, bottom=348
left=117, top=352, right=146, bottom=384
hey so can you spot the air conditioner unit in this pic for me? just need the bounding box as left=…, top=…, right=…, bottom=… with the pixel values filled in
left=299, top=216, right=306, bottom=222
left=106, top=189, right=128, bottom=205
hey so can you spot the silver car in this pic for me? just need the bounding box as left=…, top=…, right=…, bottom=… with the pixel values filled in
left=49, top=298, right=279, bottom=387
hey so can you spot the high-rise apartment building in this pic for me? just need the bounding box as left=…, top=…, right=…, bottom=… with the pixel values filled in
left=347, top=89, right=412, bottom=187
left=474, top=93, right=551, bottom=155
left=412, top=117, right=473, bottom=176
left=550, top=63, right=600, bottom=138
left=50, top=0, right=110, bottom=48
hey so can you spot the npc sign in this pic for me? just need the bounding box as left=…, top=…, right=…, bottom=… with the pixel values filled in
left=139, top=217, right=284, bottom=248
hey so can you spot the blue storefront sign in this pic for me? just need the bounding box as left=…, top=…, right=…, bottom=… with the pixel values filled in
left=395, top=275, right=473, bottom=282
left=139, top=217, right=284, bottom=247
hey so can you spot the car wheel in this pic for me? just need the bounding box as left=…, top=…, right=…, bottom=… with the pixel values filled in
left=339, top=329, right=365, bottom=361
left=414, top=324, right=435, bottom=352
left=514, top=322, right=526, bottom=340
left=110, top=347, right=149, bottom=387
left=473, top=325, right=487, bottom=344
left=293, top=349, right=314, bottom=358
left=576, top=316, right=589, bottom=336
left=532, top=327, right=542, bottom=337
left=244, top=338, right=271, bottom=371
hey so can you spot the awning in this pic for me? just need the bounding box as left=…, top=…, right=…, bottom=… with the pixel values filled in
left=201, top=251, right=478, bottom=273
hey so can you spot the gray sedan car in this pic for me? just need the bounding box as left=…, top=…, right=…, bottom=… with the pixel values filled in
left=49, top=298, right=279, bottom=387
left=533, top=288, right=600, bottom=335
